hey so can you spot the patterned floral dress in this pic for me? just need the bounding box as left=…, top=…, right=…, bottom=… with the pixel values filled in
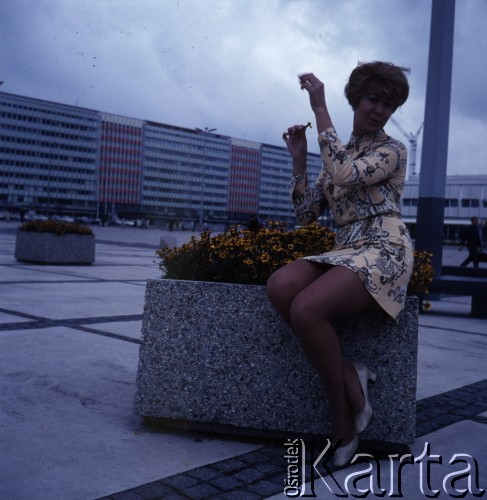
left=291, top=127, right=414, bottom=320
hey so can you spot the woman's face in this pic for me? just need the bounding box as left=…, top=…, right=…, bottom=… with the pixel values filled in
left=353, top=81, right=395, bottom=135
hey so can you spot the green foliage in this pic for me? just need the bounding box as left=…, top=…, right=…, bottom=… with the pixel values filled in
left=20, top=220, right=93, bottom=236
left=157, top=222, right=433, bottom=296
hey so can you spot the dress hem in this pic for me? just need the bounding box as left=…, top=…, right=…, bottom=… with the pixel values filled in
left=300, top=255, right=405, bottom=321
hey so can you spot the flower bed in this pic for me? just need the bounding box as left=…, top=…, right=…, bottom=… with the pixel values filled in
left=157, top=222, right=433, bottom=296
left=15, top=221, right=95, bottom=265
left=19, top=220, right=94, bottom=236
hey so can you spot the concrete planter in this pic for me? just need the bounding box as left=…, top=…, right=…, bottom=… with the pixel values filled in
left=15, top=230, right=95, bottom=265
left=135, top=279, right=418, bottom=446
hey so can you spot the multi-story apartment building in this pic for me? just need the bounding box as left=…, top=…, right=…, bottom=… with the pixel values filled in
left=0, top=91, right=486, bottom=238
left=0, top=91, right=323, bottom=227
left=0, top=92, right=99, bottom=214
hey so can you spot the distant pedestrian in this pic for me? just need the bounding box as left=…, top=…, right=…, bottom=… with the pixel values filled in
left=459, top=217, right=482, bottom=268
left=246, top=215, right=262, bottom=232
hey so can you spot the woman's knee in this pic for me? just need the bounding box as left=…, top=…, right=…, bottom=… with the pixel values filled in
left=267, top=260, right=320, bottom=296
left=266, top=267, right=293, bottom=303
left=289, top=292, right=328, bottom=333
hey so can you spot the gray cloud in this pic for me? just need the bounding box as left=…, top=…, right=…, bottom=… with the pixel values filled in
left=1, top=0, right=485, bottom=174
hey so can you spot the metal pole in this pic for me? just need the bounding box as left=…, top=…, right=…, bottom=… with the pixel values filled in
left=199, top=155, right=204, bottom=229
left=415, top=0, right=456, bottom=277
left=195, top=127, right=216, bottom=229
left=47, top=143, right=53, bottom=216
left=104, top=163, right=108, bottom=220
left=96, top=173, right=100, bottom=220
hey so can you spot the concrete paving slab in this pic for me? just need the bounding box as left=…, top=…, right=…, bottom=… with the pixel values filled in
left=93, top=259, right=159, bottom=272
left=91, top=227, right=196, bottom=249
left=39, top=265, right=160, bottom=282
left=419, top=299, right=487, bottom=335
left=95, top=245, right=158, bottom=256
left=0, top=310, right=27, bottom=323
left=4, top=260, right=158, bottom=282
left=420, top=313, right=487, bottom=335
left=90, top=320, right=143, bottom=341
left=1, top=281, right=146, bottom=320
left=0, top=327, right=262, bottom=500
left=417, top=326, right=487, bottom=399
left=0, top=265, right=96, bottom=283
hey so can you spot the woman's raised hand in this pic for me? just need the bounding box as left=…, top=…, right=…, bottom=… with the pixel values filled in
left=282, top=123, right=311, bottom=162
left=298, top=73, right=332, bottom=132
left=299, top=73, right=326, bottom=112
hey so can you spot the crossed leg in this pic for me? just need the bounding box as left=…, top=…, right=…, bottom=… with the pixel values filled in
left=266, top=259, right=379, bottom=445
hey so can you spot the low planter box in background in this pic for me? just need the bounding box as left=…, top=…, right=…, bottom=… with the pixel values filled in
left=15, top=230, right=95, bottom=265
left=135, top=279, right=419, bottom=447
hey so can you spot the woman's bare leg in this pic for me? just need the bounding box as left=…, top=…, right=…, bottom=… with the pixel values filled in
left=267, top=262, right=379, bottom=445
left=266, top=259, right=325, bottom=327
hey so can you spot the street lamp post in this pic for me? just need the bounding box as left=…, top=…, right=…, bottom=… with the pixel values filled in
left=194, top=127, right=216, bottom=229
left=46, top=142, right=56, bottom=216
left=105, top=162, right=110, bottom=222
left=96, top=171, right=100, bottom=221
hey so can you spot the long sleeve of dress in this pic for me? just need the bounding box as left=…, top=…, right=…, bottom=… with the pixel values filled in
left=318, top=127, right=407, bottom=187
left=291, top=170, right=328, bottom=226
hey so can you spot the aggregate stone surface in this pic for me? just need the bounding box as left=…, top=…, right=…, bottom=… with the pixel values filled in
left=135, top=279, right=419, bottom=444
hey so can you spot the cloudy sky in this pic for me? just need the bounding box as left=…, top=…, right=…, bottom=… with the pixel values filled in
left=1, top=0, right=486, bottom=176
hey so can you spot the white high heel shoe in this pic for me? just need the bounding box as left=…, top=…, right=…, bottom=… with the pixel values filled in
left=353, top=362, right=377, bottom=434
left=333, top=434, right=359, bottom=467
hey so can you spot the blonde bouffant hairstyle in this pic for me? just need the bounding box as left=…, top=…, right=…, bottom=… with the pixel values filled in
left=345, top=61, right=410, bottom=112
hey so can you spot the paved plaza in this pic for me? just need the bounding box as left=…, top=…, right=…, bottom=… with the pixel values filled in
left=0, top=221, right=486, bottom=499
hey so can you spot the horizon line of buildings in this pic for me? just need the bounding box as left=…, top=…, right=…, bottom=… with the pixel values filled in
left=1, top=91, right=486, bottom=235
left=1, top=91, right=324, bottom=227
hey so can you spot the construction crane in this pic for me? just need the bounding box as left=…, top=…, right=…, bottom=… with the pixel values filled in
left=390, top=117, right=424, bottom=179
